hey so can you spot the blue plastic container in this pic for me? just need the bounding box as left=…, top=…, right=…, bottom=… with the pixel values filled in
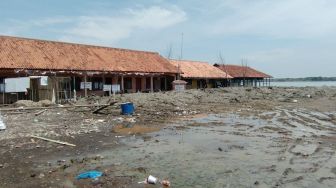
left=121, top=102, right=134, bottom=115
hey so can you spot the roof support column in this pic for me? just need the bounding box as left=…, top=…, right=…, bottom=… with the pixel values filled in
left=121, top=75, right=124, bottom=93
left=84, top=74, right=88, bottom=97
left=150, top=76, right=154, bottom=93
left=164, top=76, right=167, bottom=91
left=102, top=74, right=106, bottom=96
left=73, top=76, right=77, bottom=101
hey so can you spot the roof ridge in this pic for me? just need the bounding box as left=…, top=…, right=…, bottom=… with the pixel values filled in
left=169, top=58, right=209, bottom=64
left=0, top=35, right=158, bottom=55
left=217, top=64, right=251, bottom=67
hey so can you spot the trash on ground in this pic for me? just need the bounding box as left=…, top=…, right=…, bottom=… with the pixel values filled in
left=161, top=180, right=171, bottom=187
left=138, top=175, right=171, bottom=187
left=34, top=109, right=47, bottom=116
left=0, top=113, right=6, bottom=130
left=76, top=170, right=103, bottom=180
left=146, top=175, right=158, bottom=184
left=121, top=102, right=135, bottom=115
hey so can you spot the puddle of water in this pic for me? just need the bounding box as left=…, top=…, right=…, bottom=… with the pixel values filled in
left=97, top=113, right=306, bottom=187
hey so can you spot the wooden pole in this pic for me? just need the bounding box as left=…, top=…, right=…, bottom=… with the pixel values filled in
left=31, top=135, right=76, bottom=147
left=84, top=75, right=88, bottom=97
left=164, top=76, right=168, bottom=91
left=121, top=75, right=124, bottom=93
left=73, top=76, right=76, bottom=101
left=2, top=82, right=5, bottom=105
left=150, top=76, right=154, bottom=93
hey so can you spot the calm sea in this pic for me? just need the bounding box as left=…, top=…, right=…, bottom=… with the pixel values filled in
left=272, top=81, right=336, bottom=87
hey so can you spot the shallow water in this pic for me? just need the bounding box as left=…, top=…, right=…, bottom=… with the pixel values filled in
left=272, top=81, right=336, bottom=87
left=97, top=110, right=336, bottom=187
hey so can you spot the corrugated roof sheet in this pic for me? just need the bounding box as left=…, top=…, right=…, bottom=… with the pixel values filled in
left=215, top=64, right=271, bottom=78
left=169, top=59, right=232, bottom=79
left=0, top=36, right=178, bottom=74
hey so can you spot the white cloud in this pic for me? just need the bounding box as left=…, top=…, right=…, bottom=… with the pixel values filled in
left=0, top=5, right=186, bottom=45
left=62, top=6, right=187, bottom=43
left=211, top=0, right=336, bottom=39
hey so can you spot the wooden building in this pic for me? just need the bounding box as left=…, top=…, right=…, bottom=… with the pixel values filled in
left=169, top=59, right=232, bottom=89
left=214, top=64, right=272, bottom=87
left=0, top=36, right=178, bottom=104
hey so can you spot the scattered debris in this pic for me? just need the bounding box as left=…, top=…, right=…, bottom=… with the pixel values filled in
left=92, top=102, right=117, bottom=114
left=0, top=113, right=6, bottom=130
left=161, top=180, right=171, bottom=187
left=34, top=109, right=47, bottom=116
left=76, top=170, right=103, bottom=180
left=0, top=103, right=114, bottom=112
left=31, top=135, right=76, bottom=147
left=138, top=175, right=171, bottom=187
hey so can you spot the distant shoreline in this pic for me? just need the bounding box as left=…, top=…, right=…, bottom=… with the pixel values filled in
left=273, top=77, right=336, bottom=82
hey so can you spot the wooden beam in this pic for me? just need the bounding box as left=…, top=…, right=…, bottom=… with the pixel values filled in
left=0, top=103, right=113, bottom=112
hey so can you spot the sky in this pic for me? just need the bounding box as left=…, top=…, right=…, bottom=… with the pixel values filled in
left=1, top=0, right=336, bottom=78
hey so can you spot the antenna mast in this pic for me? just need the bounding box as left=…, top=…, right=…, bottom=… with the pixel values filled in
left=180, top=32, right=184, bottom=60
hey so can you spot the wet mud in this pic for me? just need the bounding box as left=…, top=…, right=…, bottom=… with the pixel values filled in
left=0, top=87, right=336, bottom=187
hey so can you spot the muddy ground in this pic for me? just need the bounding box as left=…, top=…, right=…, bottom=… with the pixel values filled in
left=0, top=87, right=336, bottom=188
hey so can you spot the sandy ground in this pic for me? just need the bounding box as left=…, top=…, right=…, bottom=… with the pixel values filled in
left=0, top=87, right=336, bottom=188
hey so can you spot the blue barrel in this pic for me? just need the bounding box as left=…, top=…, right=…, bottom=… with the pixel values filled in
left=121, top=102, right=134, bottom=115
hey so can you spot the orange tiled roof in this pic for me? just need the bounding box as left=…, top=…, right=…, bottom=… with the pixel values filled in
left=215, top=64, right=271, bottom=78
left=0, top=36, right=178, bottom=74
left=169, top=59, right=232, bottom=79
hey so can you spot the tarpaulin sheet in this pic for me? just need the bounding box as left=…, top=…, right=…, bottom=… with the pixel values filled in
left=5, top=77, right=30, bottom=93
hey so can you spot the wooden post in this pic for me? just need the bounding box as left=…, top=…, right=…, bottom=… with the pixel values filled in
left=73, top=76, right=76, bottom=101
left=102, top=74, right=106, bottom=96
left=164, top=76, right=168, bottom=91
left=150, top=76, right=154, bottom=93
left=102, top=75, right=106, bottom=85
left=121, top=75, right=124, bottom=93
left=2, top=82, right=5, bottom=105
left=84, top=75, right=88, bottom=97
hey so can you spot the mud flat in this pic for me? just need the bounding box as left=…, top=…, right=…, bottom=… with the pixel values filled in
left=0, top=87, right=336, bottom=187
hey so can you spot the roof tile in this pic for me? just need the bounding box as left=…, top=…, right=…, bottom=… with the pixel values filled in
left=215, top=64, right=271, bottom=78
left=170, top=59, right=232, bottom=79
left=0, top=36, right=178, bottom=74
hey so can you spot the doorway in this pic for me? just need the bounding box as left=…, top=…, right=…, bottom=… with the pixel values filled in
left=136, top=78, right=142, bottom=92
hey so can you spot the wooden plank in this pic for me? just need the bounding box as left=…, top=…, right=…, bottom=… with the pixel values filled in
left=0, top=104, right=112, bottom=112
left=31, top=135, right=76, bottom=147
left=92, top=101, right=117, bottom=114
left=34, top=109, right=47, bottom=116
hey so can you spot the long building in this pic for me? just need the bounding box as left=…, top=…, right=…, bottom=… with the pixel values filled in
left=169, top=59, right=232, bottom=88
left=214, top=64, right=272, bottom=87
left=0, top=36, right=178, bottom=104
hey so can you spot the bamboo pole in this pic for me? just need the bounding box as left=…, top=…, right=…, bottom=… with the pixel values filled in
left=31, top=135, right=76, bottom=147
